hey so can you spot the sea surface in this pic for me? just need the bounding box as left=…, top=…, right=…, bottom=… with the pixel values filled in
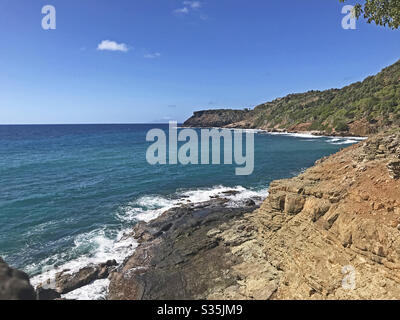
left=0, top=124, right=364, bottom=299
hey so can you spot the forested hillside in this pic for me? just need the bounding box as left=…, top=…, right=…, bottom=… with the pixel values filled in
left=184, top=59, right=400, bottom=135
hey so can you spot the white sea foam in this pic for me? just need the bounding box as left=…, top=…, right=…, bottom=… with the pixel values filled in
left=284, top=132, right=323, bottom=139
left=29, top=228, right=138, bottom=300
left=230, top=128, right=368, bottom=142
left=224, top=187, right=268, bottom=208
left=62, top=279, right=110, bottom=300
left=183, top=126, right=368, bottom=143
left=265, top=131, right=323, bottom=138
left=326, top=136, right=367, bottom=145
left=117, top=196, right=176, bottom=223
left=329, top=139, right=360, bottom=145
left=117, top=185, right=269, bottom=223
left=29, top=184, right=268, bottom=300
left=267, top=132, right=368, bottom=141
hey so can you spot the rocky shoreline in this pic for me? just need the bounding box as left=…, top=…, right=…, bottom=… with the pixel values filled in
left=183, top=121, right=370, bottom=138
left=108, top=130, right=400, bottom=300
left=2, top=131, right=399, bottom=300
left=0, top=191, right=263, bottom=300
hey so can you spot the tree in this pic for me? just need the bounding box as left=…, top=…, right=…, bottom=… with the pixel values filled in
left=340, top=0, right=400, bottom=29
left=335, top=121, right=350, bottom=132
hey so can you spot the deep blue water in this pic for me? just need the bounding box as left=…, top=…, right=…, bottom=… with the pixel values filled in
left=0, top=124, right=359, bottom=283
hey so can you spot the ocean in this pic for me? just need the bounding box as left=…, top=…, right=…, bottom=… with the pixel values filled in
left=0, top=124, right=364, bottom=299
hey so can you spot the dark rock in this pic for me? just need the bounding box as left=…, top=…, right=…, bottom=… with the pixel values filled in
left=0, top=258, right=36, bottom=300
left=108, top=198, right=260, bottom=300
left=36, top=287, right=61, bottom=300
left=54, top=260, right=118, bottom=294
left=222, top=190, right=240, bottom=196
left=100, top=260, right=118, bottom=268
left=56, top=267, right=99, bottom=294
left=245, top=199, right=256, bottom=206
left=388, top=160, right=400, bottom=179
left=98, top=260, right=117, bottom=279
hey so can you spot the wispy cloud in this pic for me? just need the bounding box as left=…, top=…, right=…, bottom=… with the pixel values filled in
left=184, top=1, right=202, bottom=9
left=173, top=1, right=202, bottom=15
left=144, top=52, right=161, bottom=59
left=153, top=116, right=175, bottom=123
left=97, top=40, right=129, bottom=52
left=174, top=7, right=189, bottom=14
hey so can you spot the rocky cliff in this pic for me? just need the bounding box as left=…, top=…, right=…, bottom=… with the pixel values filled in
left=109, top=130, right=400, bottom=299
left=183, top=109, right=251, bottom=128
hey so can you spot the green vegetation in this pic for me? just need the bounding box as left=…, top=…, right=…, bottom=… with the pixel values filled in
left=340, top=0, right=400, bottom=29
left=335, top=122, right=350, bottom=132
left=250, top=59, right=400, bottom=132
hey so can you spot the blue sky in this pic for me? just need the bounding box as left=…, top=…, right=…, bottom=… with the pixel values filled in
left=0, top=0, right=399, bottom=124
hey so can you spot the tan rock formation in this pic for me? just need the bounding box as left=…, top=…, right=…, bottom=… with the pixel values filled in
left=208, top=131, right=400, bottom=299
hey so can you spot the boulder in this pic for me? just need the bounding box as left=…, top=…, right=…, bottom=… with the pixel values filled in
left=36, top=287, right=61, bottom=300
left=0, top=257, right=36, bottom=300
left=284, top=194, right=305, bottom=215
left=56, top=267, right=99, bottom=294
left=245, top=199, right=256, bottom=206
left=387, top=160, right=400, bottom=179
left=55, top=260, right=118, bottom=294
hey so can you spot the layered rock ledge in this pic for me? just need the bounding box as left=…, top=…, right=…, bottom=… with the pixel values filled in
left=108, top=198, right=260, bottom=300
left=109, top=131, right=400, bottom=300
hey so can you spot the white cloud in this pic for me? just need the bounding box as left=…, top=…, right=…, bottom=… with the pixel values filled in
left=174, top=7, right=189, bottom=14
left=183, top=1, right=202, bottom=9
left=97, top=40, right=129, bottom=52
left=173, top=1, right=202, bottom=15
left=144, top=52, right=161, bottom=59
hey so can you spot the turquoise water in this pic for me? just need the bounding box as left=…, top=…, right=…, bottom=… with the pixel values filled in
left=0, top=124, right=361, bottom=286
